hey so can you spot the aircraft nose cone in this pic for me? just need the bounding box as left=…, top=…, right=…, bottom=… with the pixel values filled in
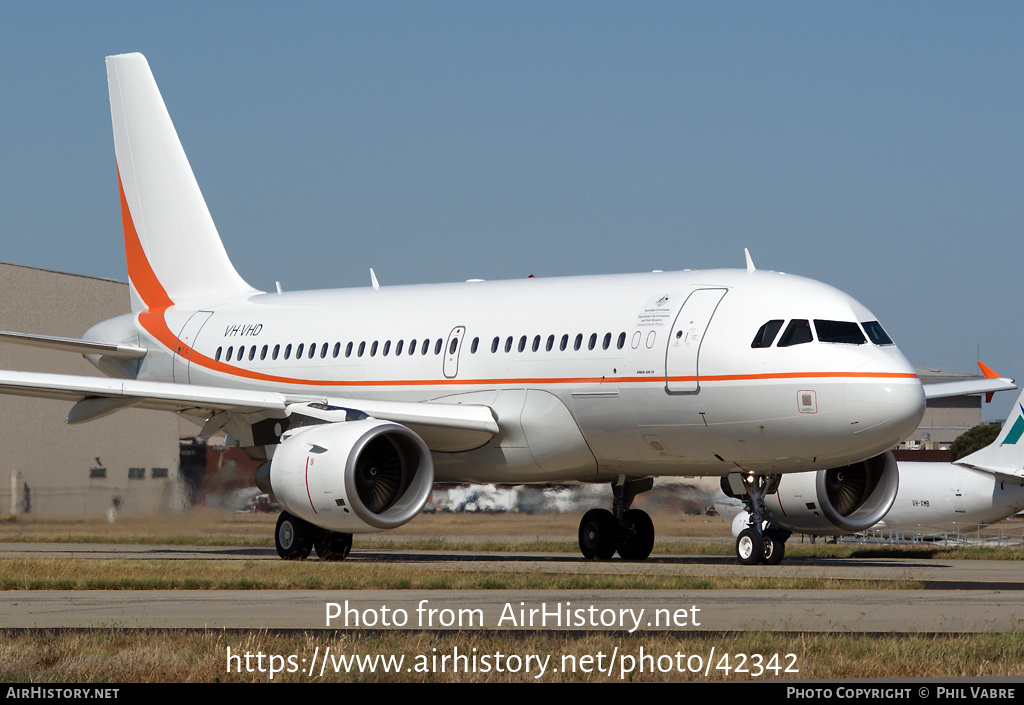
left=844, top=376, right=925, bottom=452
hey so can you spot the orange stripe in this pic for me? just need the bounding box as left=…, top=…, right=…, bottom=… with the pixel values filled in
left=118, top=167, right=173, bottom=310
left=140, top=309, right=919, bottom=389
left=978, top=361, right=1000, bottom=379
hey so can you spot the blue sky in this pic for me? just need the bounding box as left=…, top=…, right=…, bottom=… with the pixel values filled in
left=1, top=2, right=1022, bottom=419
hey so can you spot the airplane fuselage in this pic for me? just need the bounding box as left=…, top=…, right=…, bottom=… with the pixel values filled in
left=89, top=267, right=925, bottom=484
left=875, top=462, right=1024, bottom=529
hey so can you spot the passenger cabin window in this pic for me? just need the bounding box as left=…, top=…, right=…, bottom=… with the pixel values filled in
left=777, top=319, right=813, bottom=347
left=751, top=320, right=784, bottom=348
left=862, top=321, right=894, bottom=346
left=814, top=320, right=866, bottom=345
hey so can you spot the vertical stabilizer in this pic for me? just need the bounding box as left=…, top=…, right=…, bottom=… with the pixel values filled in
left=957, top=387, right=1024, bottom=477
left=106, top=53, right=260, bottom=312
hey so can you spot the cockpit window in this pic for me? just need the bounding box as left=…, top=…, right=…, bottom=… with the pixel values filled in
left=814, top=320, right=866, bottom=345
left=862, top=320, right=894, bottom=346
left=777, top=319, right=813, bottom=347
left=751, top=320, right=784, bottom=348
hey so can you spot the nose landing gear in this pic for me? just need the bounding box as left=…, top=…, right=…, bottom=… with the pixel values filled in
left=722, top=473, right=790, bottom=565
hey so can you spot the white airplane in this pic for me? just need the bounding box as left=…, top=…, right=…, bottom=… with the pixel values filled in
left=0, top=54, right=1013, bottom=564
left=717, top=382, right=1024, bottom=554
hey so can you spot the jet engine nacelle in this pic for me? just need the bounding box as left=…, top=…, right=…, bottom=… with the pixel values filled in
left=256, top=419, right=434, bottom=533
left=730, top=451, right=900, bottom=536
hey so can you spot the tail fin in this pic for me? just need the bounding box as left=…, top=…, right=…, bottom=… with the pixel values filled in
left=106, top=53, right=259, bottom=312
left=956, top=387, right=1024, bottom=479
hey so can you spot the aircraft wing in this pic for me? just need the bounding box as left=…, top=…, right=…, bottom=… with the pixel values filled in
left=923, top=377, right=1016, bottom=400
left=922, top=362, right=1015, bottom=401
left=0, top=369, right=498, bottom=450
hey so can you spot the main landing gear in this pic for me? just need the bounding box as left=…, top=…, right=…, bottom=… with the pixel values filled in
left=275, top=511, right=353, bottom=561
left=722, top=473, right=791, bottom=565
left=578, top=478, right=655, bottom=560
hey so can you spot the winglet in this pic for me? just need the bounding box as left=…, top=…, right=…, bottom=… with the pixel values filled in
left=978, top=361, right=1000, bottom=379
left=978, top=361, right=1001, bottom=402
left=744, top=248, right=756, bottom=274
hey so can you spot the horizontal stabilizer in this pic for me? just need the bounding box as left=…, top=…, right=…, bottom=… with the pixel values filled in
left=954, top=461, right=1024, bottom=484
left=0, top=331, right=147, bottom=359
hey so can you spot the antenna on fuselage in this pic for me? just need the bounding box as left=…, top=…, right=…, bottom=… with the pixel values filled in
left=370, top=268, right=380, bottom=290
left=744, top=248, right=756, bottom=273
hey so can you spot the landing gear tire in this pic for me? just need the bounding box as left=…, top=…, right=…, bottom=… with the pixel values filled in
left=617, top=508, right=655, bottom=560
left=736, top=527, right=764, bottom=566
left=275, top=511, right=313, bottom=560
left=315, top=531, right=353, bottom=561
left=762, top=530, right=786, bottom=566
left=579, top=508, right=619, bottom=560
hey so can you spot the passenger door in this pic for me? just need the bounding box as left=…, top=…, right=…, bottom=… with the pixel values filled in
left=665, top=289, right=727, bottom=393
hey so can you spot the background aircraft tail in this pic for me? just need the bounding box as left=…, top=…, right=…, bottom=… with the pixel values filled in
left=956, top=387, right=1024, bottom=479
left=106, top=53, right=259, bottom=312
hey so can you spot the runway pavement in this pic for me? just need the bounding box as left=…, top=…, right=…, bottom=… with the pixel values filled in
left=1, top=542, right=1023, bottom=632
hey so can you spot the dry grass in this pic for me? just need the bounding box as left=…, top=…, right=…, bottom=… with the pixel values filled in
left=0, top=557, right=917, bottom=591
